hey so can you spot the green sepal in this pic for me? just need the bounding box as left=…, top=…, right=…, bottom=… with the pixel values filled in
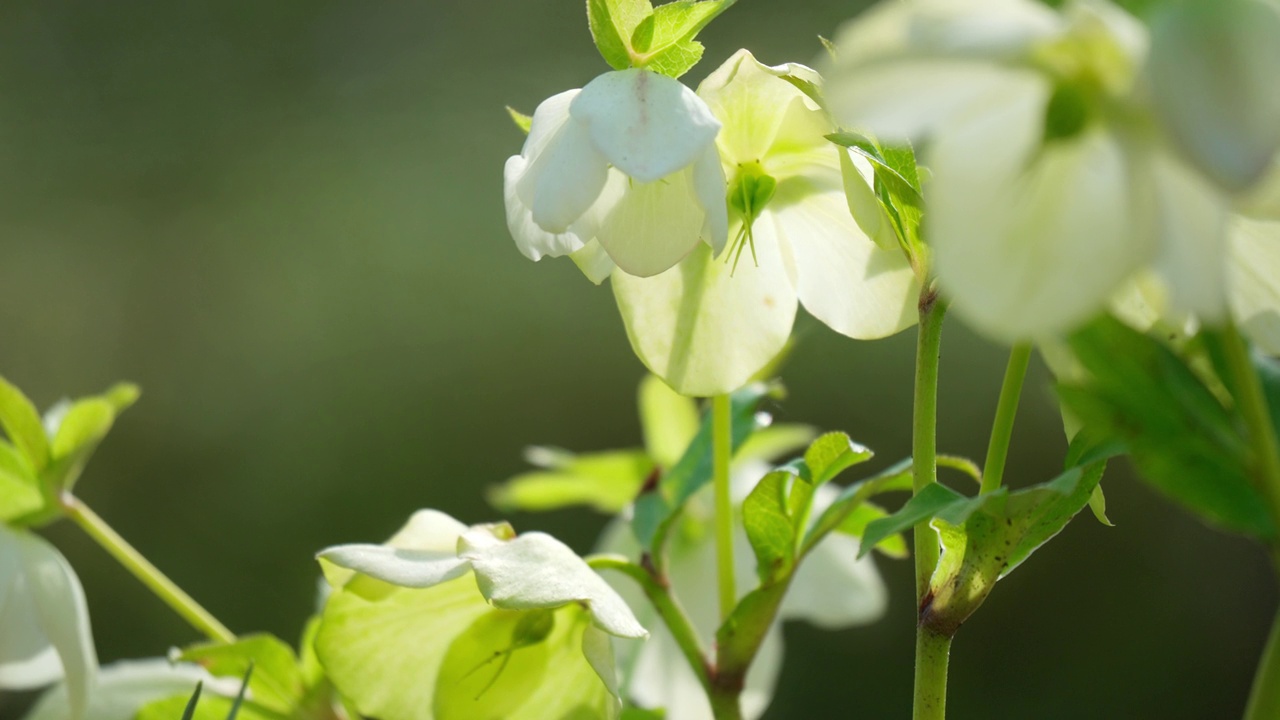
left=1060, top=316, right=1275, bottom=539
left=631, top=383, right=773, bottom=554
left=507, top=106, right=533, bottom=135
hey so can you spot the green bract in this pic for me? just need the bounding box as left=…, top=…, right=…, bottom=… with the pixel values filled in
left=315, top=510, right=646, bottom=720
left=613, top=50, right=919, bottom=396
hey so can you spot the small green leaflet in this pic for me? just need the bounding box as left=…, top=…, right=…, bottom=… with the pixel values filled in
left=587, top=0, right=736, bottom=78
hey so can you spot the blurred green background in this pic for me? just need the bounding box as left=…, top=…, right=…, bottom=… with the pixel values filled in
left=0, top=1, right=1273, bottom=717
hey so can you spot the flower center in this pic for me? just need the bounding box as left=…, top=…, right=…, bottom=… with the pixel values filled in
left=725, top=160, right=778, bottom=273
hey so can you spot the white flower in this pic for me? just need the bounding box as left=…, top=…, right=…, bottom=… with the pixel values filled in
left=0, top=524, right=96, bottom=719
left=612, top=50, right=920, bottom=396
left=824, top=0, right=1233, bottom=342
left=505, top=69, right=728, bottom=278
left=24, top=659, right=226, bottom=720
left=599, top=461, right=887, bottom=720
left=315, top=510, right=646, bottom=720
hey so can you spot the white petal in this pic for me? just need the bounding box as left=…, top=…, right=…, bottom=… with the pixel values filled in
left=580, top=625, right=621, bottom=699
left=611, top=224, right=798, bottom=397
left=321, top=509, right=470, bottom=588
left=521, top=90, right=580, bottom=162
left=571, top=70, right=721, bottom=184
left=930, top=95, right=1146, bottom=341
left=772, top=159, right=919, bottom=340
left=24, top=659, right=219, bottom=720
left=570, top=239, right=617, bottom=285
left=505, top=155, right=588, bottom=261
left=18, top=533, right=96, bottom=719
left=317, top=545, right=471, bottom=589
left=1149, top=0, right=1280, bottom=191
left=0, top=530, right=60, bottom=690
left=1229, top=216, right=1280, bottom=355
left=1147, top=152, right=1230, bottom=323
left=692, top=146, right=729, bottom=254
left=781, top=529, right=887, bottom=628
left=459, top=531, right=647, bottom=639
left=521, top=115, right=610, bottom=234
left=594, top=166, right=707, bottom=278
left=823, top=0, right=1058, bottom=142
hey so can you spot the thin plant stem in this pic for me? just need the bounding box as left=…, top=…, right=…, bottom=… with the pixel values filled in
left=980, top=343, right=1033, bottom=495
left=61, top=494, right=235, bottom=644
left=912, top=288, right=948, bottom=720
left=586, top=556, right=711, bottom=692
left=712, top=393, right=735, bottom=622
left=1247, top=606, right=1280, bottom=720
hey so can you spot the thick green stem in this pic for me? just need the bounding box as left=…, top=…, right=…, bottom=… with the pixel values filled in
left=586, top=556, right=712, bottom=692
left=913, top=290, right=948, bottom=720
left=61, top=494, right=235, bottom=644
left=914, top=628, right=952, bottom=720
left=712, top=394, right=735, bottom=622
left=980, top=343, right=1032, bottom=495
left=708, top=688, right=746, bottom=720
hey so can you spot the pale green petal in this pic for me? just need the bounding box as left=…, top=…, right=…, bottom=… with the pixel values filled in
left=594, top=166, right=707, bottom=278
left=505, top=156, right=588, bottom=261
left=571, top=239, right=616, bottom=285
left=1238, top=160, right=1280, bottom=221
left=316, top=574, right=491, bottom=720
left=697, top=50, right=823, bottom=166
left=931, top=96, right=1145, bottom=341
left=571, top=69, right=721, bottom=184
left=771, top=162, right=919, bottom=340
left=24, top=660, right=217, bottom=720
left=692, top=146, right=729, bottom=254
left=0, top=530, right=61, bottom=690
left=1147, top=153, right=1230, bottom=323
left=17, top=533, right=96, bottom=719
left=637, top=374, right=699, bottom=469
left=611, top=227, right=798, bottom=397
left=1150, top=0, right=1280, bottom=191
left=1229, top=216, right=1280, bottom=354
left=459, top=531, right=646, bottom=639
left=840, top=151, right=898, bottom=252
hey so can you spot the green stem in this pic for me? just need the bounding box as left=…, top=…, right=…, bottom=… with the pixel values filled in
left=1247, top=606, right=1280, bottom=720
left=912, top=289, right=948, bottom=720
left=914, top=628, right=952, bottom=720
left=1222, top=324, right=1280, bottom=527
left=980, top=343, right=1032, bottom=495
left=61, top=494, right=235, bottom=644
left=712, top=394, right=735, bottom=622
left=586, top=556, right=712, bottom=693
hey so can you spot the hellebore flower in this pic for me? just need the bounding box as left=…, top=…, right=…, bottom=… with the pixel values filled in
left=824, top=0, right=1233, bottom=342
left=505, top=69, right=728, bottom=278
left=315, top=510, right=647, bottom=720
left=24, top=659, right=225, bottom=720
left=599, top=460, right=888, bottom=720
left=0, top=524, right=96, bottom=719
left=613, top=50, right=920, bottom=396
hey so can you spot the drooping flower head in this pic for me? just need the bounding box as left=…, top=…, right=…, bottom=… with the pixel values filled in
left=315, top=510, right=646, bottom=720
left=613, top=50, right=921, bottom=396
left=823, top=0, right=1242, bottom=342
left=505, top=69, right=728, bottom=279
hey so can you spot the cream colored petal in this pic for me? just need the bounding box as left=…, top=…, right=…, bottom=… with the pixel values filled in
left=698, top=50, right=823, bottom=166
left=570, top=239, right=617, bottom=285
left=930, top=93, right=1146, bottom=341
left=595, top=167, right=707, bottom=278
left=1147, top=152, right=1230, bottom=323
left=772, top=160, right=919, bottom=340
left=1229, top=216, right=1280, bottom=354
left=505, top=155, right=588, bottom=261
left=1238, top=159, right=1280, bottom=221
left=840, top=151, right=898, bottom=251
left=692, top=146, right=729, bottom=254
left=571, top=70, right=721, bottom=184
left=611, top=222, right=798, bottom=397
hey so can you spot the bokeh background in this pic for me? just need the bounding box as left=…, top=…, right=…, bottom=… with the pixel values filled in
left=0, top=0, right=1272, bottom=717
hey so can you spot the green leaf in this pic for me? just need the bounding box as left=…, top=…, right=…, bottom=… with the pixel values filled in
left=1088, top=484, right=1115, bottom=526
left=804, top=458, right=913, bottom=554
left=826, top=132, right=922, bottom=203
left=507, top=106, right=532, bottom=135
left=488, top=449, right=654, bottom=514
left=0, top=440, right=42, bottom=522
left=742, top=470, right=797, bottom=583
left=631, top=383, right=772, bottom=553
left=623, top=708, right=667, bottom=719
left=587, top=0, right=653, bottom=70
left=638, top=374, right=699, bottom=468
left=1060, top=316, right=1273, bottom=539
left=802, top=432, right=874, bottom=486
left=631, top=1, right=735, bottom=78
left=176, top=635, right=304, bottom=713
left=858, top=482, right=965, bottom=560
left=836, top=502, right=908, bottom=558
left=0, top=375, right=49, bottom=471
left=735, top=423, right=817, bottom=467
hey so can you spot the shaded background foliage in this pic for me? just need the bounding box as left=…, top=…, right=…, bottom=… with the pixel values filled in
left=0, top=0, right=1270, bottom=717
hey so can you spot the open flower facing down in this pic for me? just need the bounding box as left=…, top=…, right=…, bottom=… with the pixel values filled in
left=315, top=510, right=646, bottom=720
left=599, top=460, right=888, bottom=720
left=613, top=50, right=920, bottom=396
left=824, top=0, right=1236, bottom=342
left=0, top=525, right=96, bottom=719
left=505, top=69, right=728, bottom=279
